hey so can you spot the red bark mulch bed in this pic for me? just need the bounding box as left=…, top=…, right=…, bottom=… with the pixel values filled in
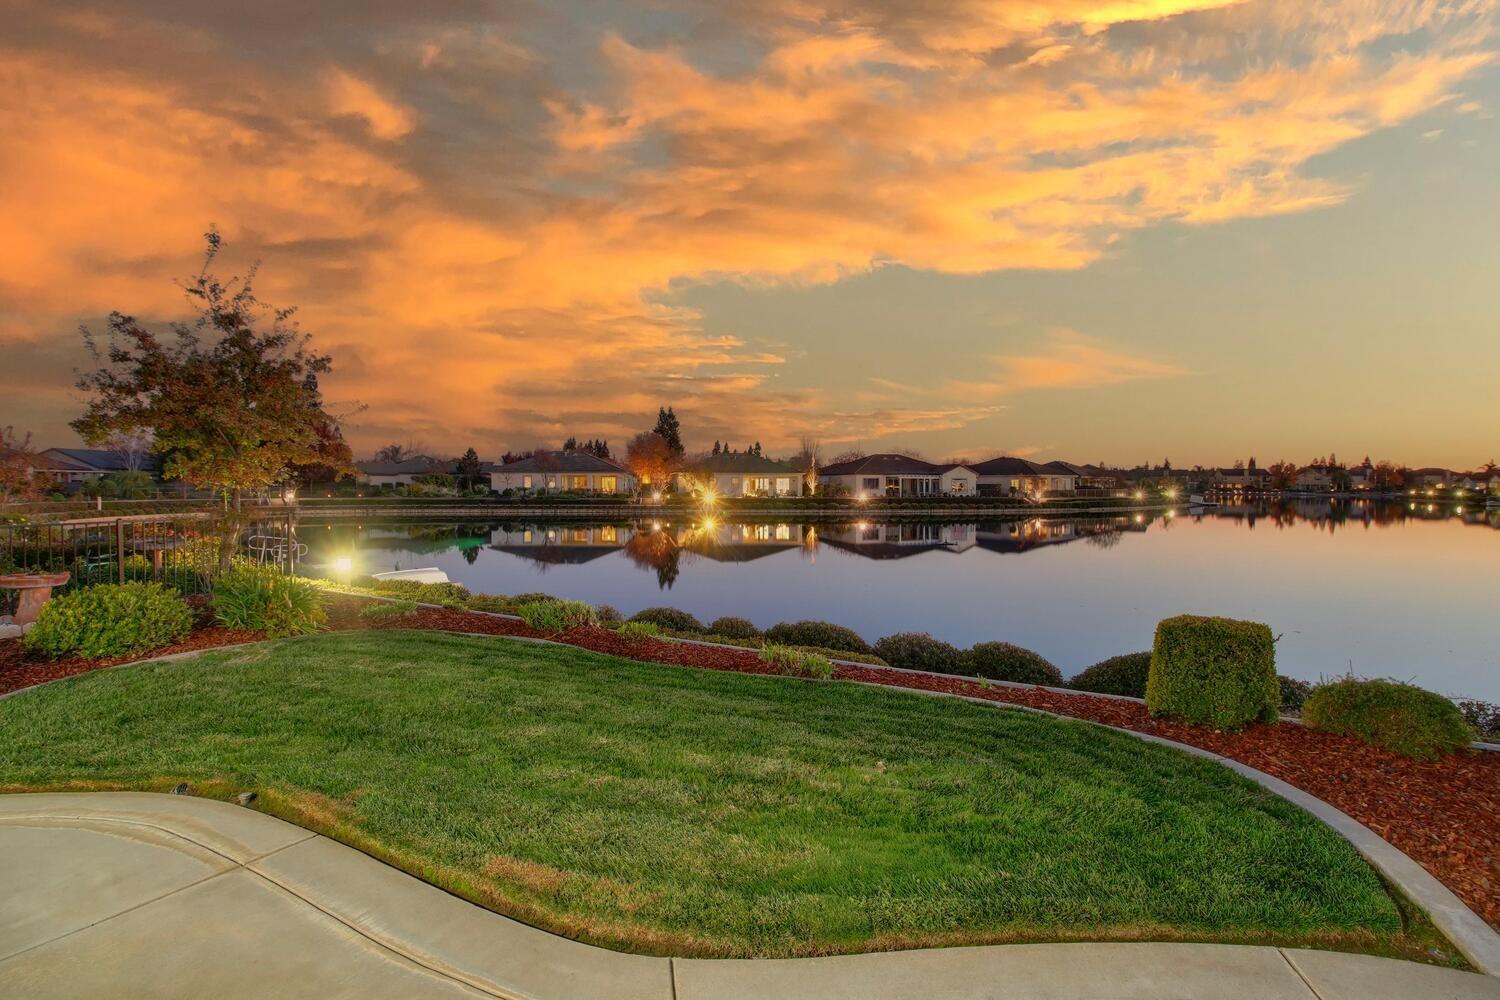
left=3, top=594, right=1496, bottom=935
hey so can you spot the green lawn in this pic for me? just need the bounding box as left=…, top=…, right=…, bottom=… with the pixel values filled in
left=0, top=630, right=1431, bottom=958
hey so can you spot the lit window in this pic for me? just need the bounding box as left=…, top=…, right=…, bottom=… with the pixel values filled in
left=600, top=475, right=617, bottom=492
left=522, top=475, right=533, bottom=489
left=546, top=477, right=557, bottom=489
left=776, top=477, right=790, bottom=494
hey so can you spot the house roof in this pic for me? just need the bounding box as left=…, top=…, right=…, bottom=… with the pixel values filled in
left=356, top=455, right=448, bottom=476
left=819, top=454, right=958, bottom=477
left=497, top=450, right=631, bottom=475
left=684, top=452, right=798, bottom=474
left=38, top=448, right=161, bottom=473
left=969, top=456, right=1056, bottom=476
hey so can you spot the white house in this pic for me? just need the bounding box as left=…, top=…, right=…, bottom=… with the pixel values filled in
left=969, top=457, right=1078, bottom=497
left=675, top=452, right=804, bottom=498
left=490, top=451, right=636, bottom=494
left=818, top=454, right=976, bottom=498
left=355, top=455, right=450, bottom=486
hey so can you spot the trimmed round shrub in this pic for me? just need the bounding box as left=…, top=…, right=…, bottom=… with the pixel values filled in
left=1069, top=652, right=1151, bottom=697
left=764, top=620, right=870, bottom=655
left=872, top=632, right=965, bottom=674
left=1303, top=678, right=1475, bottom=760
left=629, top=607, right=706, bottom=633
left=24, top=582, right=193, bottom=659
left=709, top=616, right=762, bottom=641
left=965, top=642, right=1063, bottom=686
left=1278, top=675, right=1314, bottom=716
left=1145, top=615, right=1278, bottom=730
left=760, top=644, right=834, bottom=680
left=595, top=604, right=624, bottom=624
left=212, top=565, right=326, bottom=638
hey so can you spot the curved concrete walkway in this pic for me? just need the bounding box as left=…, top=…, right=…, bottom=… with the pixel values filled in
left=1, top=793, right=1496, bottom=1000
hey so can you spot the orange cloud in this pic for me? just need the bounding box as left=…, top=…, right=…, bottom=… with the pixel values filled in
left=0, top=0, right=1494, bottom=456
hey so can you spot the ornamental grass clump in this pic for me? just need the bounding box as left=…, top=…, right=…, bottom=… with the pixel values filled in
left=517, top=599, right=599, bottom=633
left=1145, top=615, right=1278, bottom=730
left=628, top=607, right=705, bottom=633
left=872, top=632, right=965, bottom=674
left=212, top=565, right=327, bottom=638
left=760, top=643, right=834, bottom=680
left=965, top=642, right=1063, bottom=686
left=764, top=620, right=870, bottom=654
left=616, top=621, right=661, bottom=643
left=24, top=581, right=193, bottom=659
left=1303, top=678, right=1475, bottom=760
left=1069, top=652, right=1152, bottom=697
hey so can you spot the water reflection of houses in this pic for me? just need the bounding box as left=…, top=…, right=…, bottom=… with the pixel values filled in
left=820, top=522, right=976, bottom=558
left=489, top=524, right=629, bottom=566
left=671, top=521, right=804, bottom=561
left=974, top=517, right=1145, bottom=554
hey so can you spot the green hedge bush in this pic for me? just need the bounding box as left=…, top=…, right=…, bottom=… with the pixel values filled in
left=1145, top=615, right=1278, bottom=730
left=708, top=616, right=762, bottom=641
left=24, top=582, right=193, bottom=659
left=213, top=565, right=327, bottom=638
left=629, top=607, right=706, bottom=633
left=616, top=621, right=660, bottom=642
left=1303, top=678, right=1475, bottom=760
left=763, top=620, right=870, bottom=655
left=872, top=632, right=965, bottom=674
left=1069, top=652, right=1152, bottom=697
left=965, top=642, right=1063, bottom=685
left=359, top=578, right=471, bottom=608
left=463, top=594, right=515, bottom=615
left=1278, top=675, right=1314, bottom=715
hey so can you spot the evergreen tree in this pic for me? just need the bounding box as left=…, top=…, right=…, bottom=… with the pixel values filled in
left=712, top=440, right=721, bottom=456
left=653, top=406, right=684, bottom=457
left=562, top=435, right=579, bottom=451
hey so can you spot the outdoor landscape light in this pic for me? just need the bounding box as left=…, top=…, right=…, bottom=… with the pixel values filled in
left=333, top=556, right=353, bottom=576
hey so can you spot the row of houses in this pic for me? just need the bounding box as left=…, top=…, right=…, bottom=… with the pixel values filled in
left=479, top=450, right=1098, bottom=498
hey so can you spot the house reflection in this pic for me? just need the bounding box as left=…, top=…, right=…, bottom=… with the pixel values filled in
left=820, top=521, right=975, bottom=558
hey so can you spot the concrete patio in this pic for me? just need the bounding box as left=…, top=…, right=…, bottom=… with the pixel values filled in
left=1, top=792, right=1496, bottom=1000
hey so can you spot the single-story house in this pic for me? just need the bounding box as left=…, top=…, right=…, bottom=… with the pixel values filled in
left=969, top=457, right=1078, bottom=497
left=1409, top=468, right=1455, bottom=488
left=33, top=448, right=163, bottom=488
left=675, top=452, right=804, bottom=498
left=490, top=451, right=636, bottom=494
left=818, top=454, right=976, bottom=498
left=1294, top=466, right=1336, bottom=491
left=355, top=456, right=450, bottom=486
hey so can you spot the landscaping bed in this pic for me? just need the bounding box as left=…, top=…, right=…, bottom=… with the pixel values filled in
left=0, top=630, right=1446, bottom=961
left=2, top=595, right=1495, bottom=938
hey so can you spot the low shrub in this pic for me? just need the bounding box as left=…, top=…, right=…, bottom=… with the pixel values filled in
left=1069, top=652, right=1151, bottom=697
left=213, top=565, right=327, bottom=638
left=510, top=592, right=558, bottom=606
left=1145, top=615, right=1278, bottom=730
left=360, top=599, right=419, bottom=622
left=760, top=644, right=834, bottom=680
left=764, top=620, right=870, bottom=655
left=629, top=607, right=706, bottom=633
left=517, top=599, right=599, bottom=633
left=596, top=604, right=624, bottom=624
left=1457, top=700, right=1500, bottom=741
left=24, top=582, right=194, bottom=659
left=616, top=621, right=660, bottom=642
left=1278, top=675, right=1314, bottom=716
left=872, top=632, right=966, bottom=674
left=965, top=642, right=1063, bottom=686
left=708, top=616, right=762, bottom=641
left=1303, top=678, right=1475, bottom=760
left=464, top=594, right=515, bottom=615
left=363, top=578, right=471, bottom=608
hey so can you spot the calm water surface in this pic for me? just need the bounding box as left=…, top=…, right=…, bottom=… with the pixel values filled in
left=302, top=500, right=1500, bottom=700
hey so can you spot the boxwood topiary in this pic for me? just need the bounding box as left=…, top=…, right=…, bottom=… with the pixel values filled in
left=1069, top=652, right=1152, bottom=697
left=24, top=581, right=194, bottom=659
left=708, top=616, right=762, bottom=641
left=763, top=620, right=870, bottom=655
left=1145, top=615, right=1278, bottom=730
left=872, top=632, right=965, bottom=674
left=964, top=642, right=1063, bottom=685
left=629, top=607, right=706, bottom=633
left=1303, top=678, right=1475, bottom=760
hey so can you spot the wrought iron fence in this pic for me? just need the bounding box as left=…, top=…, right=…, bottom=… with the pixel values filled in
left=0, top=513, right=305, bottom=604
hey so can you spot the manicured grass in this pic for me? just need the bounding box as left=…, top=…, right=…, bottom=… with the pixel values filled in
left=0, top=631, right=1417, bottom=958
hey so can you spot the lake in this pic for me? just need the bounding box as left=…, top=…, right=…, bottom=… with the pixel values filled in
left=299, top=499, right=1500, bottom=700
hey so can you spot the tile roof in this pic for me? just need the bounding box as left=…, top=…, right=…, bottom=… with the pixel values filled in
left=39, top=448, right=161, bottom=473
left=496, top=450, right=631, bottom=474
left=819, top=454, right=961, bottom=477
left=685, top=452, right=799, bottom=474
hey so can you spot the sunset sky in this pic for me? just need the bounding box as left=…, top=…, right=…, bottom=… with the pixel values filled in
left=3, top=0, right=1497, bottom=467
